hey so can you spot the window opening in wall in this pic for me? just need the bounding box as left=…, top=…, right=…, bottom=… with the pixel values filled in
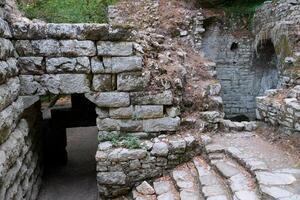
left=230, top=42, right=239, bottom=51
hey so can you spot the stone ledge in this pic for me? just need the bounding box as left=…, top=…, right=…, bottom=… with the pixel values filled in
left=12, top=21, right=133, bottom=41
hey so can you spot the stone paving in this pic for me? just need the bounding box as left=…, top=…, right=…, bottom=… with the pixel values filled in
left=128, top=131, right=300, bottom=200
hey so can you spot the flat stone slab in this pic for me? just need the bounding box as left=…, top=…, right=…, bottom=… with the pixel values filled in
left=256, top=171, right=296, bottom=186
left=215, top=161, right=240, bottom=178
left=233, top=191, right=259, bottom=200
left=202, top=185, right=225, bottom=197
left=207, top=195, right=229, bottom=200
left=261, top=186, right=294, bottom=199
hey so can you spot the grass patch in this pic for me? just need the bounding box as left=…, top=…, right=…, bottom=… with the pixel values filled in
left=99, top=133, right=142, bottom=149
left=17, top=0, right=117, bottom=23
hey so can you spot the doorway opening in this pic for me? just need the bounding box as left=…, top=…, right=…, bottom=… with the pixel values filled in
left=38, top=94, right=98, bottom=200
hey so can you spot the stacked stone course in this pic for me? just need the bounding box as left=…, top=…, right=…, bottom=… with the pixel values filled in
left=256, top=86, right=300, bottom=134
left=0, top=3, right=43, bottom=198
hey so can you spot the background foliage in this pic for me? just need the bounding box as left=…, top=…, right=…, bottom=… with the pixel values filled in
left=17, top=0, right=117, bottom=23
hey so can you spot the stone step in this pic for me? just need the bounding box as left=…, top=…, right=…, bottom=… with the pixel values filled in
left=132, top=181, right=157, bottom=200
left=193, top=157, right=230, bottom=200
left=171, top=162, right=204, bottom=200
left=153, top=176, right=180, bottom=200
left=210, top=157, right=260, bottom=200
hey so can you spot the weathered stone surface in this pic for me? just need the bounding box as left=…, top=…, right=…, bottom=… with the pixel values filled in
left=97, top=172, right=126, bottom=185
left=19, top=75, right=46, bottom=95
left=169, top=139, right=186, bottom=153
left=233, top=191, right=258, bottom=200
left=261, top=186, right=293, bottom=199
left=18, top=57, right=44, bottom=75
left=92, top=74, right=112, bottom=91
left=166, top=107, right=181, bottom=118
left=42, top=74, right=90, bottom=94
left=256, top=172, right=296, bottom=185
left=136, top=182, right=155, bottom=196
left=97, top=41, right=133, bottom=56
left=200, top=111, right=224, bottom=123
left=131, top=91, right=173, bottom=105
left=103, top=56, right=142, bottom=73
left=15, top=39, right=96, bottom=56
left=117, top=71, right=150, bottom=91
left=151, top=142, right=169, bottom=156
left=15, top=39, right=59, bottom=56
left=0, top=38, right=15, bottom=59
left=85, top=92, right=130, bottom=107
left=0, top=78, right=20, bottom=112
left=97, top=118, right=143, bottom=132
left=108, top=148, right=147, bottom=162
left=46, top=57, right=90, bottom=73
left=0, top=59, right=18, bottom=85
left=135, top=105, right=164, bottom=119
left=215, top=161, right=240, bottom=178
left=47, top=23, right=109, bottom=40
left=0, top=18, right=11, bottom=38
left=60, top=40, right=96, bottom=56
left=109, top=106, right=133, bottom=119
left=91, top=57, right=111, bottom=74
left=96, top=108, right=109, bottom=119
left=202, top=185, right=225, bottom=197
left=0, top=98, right=24, bottom=144
left=12, top=22, right=110, bottom=40
left=143, top=117, right=180, bottom=132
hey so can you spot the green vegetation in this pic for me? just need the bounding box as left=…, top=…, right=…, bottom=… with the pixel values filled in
left=17, top=0, right=117, bottom=23
left=218, top=0, right=268, bottom=16
left=99, top=133, right=142, bottom=149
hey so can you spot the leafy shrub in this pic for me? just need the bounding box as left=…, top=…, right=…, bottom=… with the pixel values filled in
left=17, top=0, right=117, bottom=23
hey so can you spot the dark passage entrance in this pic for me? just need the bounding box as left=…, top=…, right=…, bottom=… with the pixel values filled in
left=38, top=94, right=98, bottom=200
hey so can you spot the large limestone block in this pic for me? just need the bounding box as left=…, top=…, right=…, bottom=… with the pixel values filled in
left=97, top=41, right=133, bottom=56
left=109, top=106, right=134, bottom=119
left=18, top=57, right=44, bottom=75
left=41, top=74, right=90, bottom=94
left=60, top=40, right=96, bottom=56
left=0, top=18, right=12, bottom=38
left=0, top=59, right=18, bottom=85
left=46, top=57, right=90, bottom=73
left=0, top=78, right=20, bottom=112
left=0, top=98, right=24, bottom=145
left=92, top=74, right=113, bottom=91
left=108, top=148, right=147, bottom=162
left=12, top=22, right=110, bottom=40
left=15, top=39, right=60, bottom=56
left=0, top=38, right=15, bottom=60
left=85, top=92, right=130, bottom=107
left=91, top=57, right=111, bottom=74
left=130, top=90, right=173, bottom=105
left=97, top=118, right=143, bottom=132
left=117, top=71, right=150, bottom=91
left=19, top=75, right=46, bottom=95
left=103, top=56, right=143, bottom=73
left=143, top=117, right=180, bottom=132
left=135, top=105, right=164, bottom=119
left=97, top=172, right=126, bottom=185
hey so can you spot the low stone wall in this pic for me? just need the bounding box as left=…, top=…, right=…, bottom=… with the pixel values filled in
left=96, top=133, right=202, bottom=197
left=256, top=86, right=300, bottom=134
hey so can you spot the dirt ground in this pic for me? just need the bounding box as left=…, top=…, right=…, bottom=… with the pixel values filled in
left=38, top=127, right=98, bottom=200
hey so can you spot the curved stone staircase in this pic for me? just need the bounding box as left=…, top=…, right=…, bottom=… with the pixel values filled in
left=129, top=133, right=300, bottom=200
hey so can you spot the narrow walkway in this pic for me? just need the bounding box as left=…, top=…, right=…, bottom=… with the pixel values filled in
left=38, top=127, right=98, bottom=200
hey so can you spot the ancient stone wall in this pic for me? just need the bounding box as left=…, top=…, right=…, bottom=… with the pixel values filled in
left=256, top=86, right=300, bottom=134
left=253, top=0, right=300, bottom=134
left=0, top=1, right=43, bottom=198
left=3, top=16, right=182, bottom=197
